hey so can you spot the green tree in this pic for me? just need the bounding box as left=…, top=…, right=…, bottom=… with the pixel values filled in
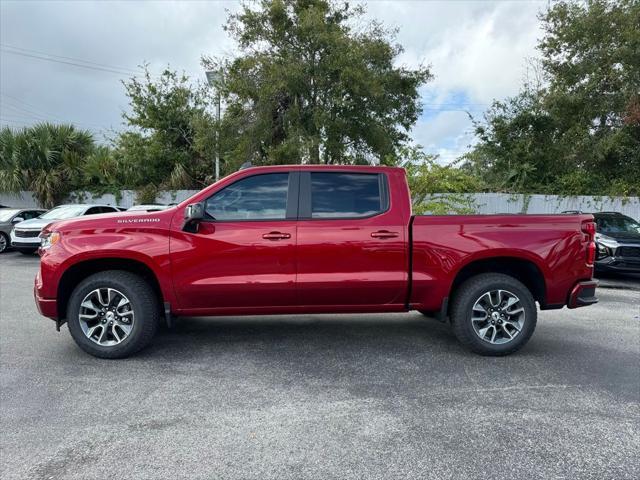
left=466, top=0, right=640, bottom=196
left=205, top=0, right=431, bottom=168
left=117, top=68, right=217, bottom=194
left=390, top=146, right=482, bottom=214
left=0, top=123, right=95, bottom=207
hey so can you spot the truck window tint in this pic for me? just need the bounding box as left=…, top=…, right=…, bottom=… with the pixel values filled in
left=206, top=173, right=289, bottom=221
left=311, top=173, right=383, bottom=218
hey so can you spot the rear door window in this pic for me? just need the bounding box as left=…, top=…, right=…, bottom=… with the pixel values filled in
left=310, top=172, right=386, bottom=219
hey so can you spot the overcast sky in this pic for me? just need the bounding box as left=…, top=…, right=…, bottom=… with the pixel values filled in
left=0, top=0, right=546, bottom=164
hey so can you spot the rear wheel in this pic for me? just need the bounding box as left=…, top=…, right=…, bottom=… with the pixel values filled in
left=67, top=271, right=160, bottom=359
left=450, top=273, right=537, bottom=356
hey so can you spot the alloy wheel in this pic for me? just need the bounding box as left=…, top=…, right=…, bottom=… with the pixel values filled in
left=79, top=288, right=135, bottom=346
left=471, top=289, right=525, bottom=344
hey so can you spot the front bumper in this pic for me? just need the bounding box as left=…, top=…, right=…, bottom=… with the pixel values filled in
left=10, top=231, right=41, bottom=249
left=595, top=257, right=640, bottom=273
left=568, top=280, right=598, bottom=309
left=34, top=271, right=58, bottom=320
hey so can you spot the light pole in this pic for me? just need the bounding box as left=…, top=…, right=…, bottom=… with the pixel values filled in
left=206, top=69, right=222, bottom=182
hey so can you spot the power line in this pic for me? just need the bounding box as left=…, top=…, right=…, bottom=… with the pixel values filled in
left=1, top=44, right=146, bottom=76
left=1, top=49, right=142, bottom=76
left=0, top=93, right=113, bottom=129
left=0, top=44, right=152, bottom=78
left=0, top=113, right=113, bottom=132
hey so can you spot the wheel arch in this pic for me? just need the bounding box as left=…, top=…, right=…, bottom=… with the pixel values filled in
left=57, top=257, right=165, bottom=320
left=449, top=256, right=547, bottom=311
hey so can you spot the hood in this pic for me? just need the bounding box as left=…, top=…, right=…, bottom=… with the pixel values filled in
left=11, top=217, right=53, bottom=231
left=49, top=208, right=176, bottom=232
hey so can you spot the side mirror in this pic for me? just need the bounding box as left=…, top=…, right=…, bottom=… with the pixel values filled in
left=183, top=202, right=205, bottom=232
left=12, top=217, right=24, bottom=224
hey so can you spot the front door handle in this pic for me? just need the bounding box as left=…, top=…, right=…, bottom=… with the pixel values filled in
left=371, top=230, right=399, bottom=239
left=262, top=231, right=291, bottom=240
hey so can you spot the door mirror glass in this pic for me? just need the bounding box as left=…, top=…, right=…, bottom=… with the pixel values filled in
left=12, top=217, right=24, bottom=224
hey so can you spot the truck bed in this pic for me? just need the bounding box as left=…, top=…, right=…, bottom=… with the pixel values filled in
left=409, top=214, right=595, bottom=312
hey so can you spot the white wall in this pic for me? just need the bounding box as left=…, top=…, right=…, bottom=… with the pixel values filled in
left=0, top=190, right=198, bottom=209
left=1, top=190, right=639, bottom=218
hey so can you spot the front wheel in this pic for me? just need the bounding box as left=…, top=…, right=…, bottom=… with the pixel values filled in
left=67, top=271, right=160, bottom=358
left=450, top=273, right=537, bottom=356
left=0, top=233, right=8, bottom=253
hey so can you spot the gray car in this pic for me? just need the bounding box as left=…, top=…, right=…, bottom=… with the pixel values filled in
left=0, top=208, right=47, bottom=253
left=10, top=204, right=120, bottom=254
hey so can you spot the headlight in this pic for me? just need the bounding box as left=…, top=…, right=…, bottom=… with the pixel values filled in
left=596, top=242, right=611, bottom=259
left=40, top=231, right=61, bottom=249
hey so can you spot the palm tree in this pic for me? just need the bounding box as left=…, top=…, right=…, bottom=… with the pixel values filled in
left=0, top=123, right=95, bottom=208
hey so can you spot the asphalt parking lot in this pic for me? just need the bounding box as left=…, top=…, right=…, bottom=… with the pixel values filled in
left=1, top=251, right=639, bottom=480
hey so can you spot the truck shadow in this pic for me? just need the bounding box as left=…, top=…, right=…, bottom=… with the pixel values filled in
left=123, top=313, right=640, bottom=403
left=150, top=313, right=459, bottom=357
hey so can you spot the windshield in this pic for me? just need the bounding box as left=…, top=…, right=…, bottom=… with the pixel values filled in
left=39, top=205, right=87, bottom=220
left=596, top=215, right=640, bottom=234
left=0, top=209, right=19, bottom=222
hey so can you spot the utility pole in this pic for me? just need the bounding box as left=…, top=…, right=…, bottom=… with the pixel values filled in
left=205, top=69, right=222, bottom=182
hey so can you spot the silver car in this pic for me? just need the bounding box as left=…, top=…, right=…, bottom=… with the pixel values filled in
left=10, top=204, right=120, bottom=254
left=127, top=204, right=171, bottom=212
left=0, top=208, right=47, bottom=253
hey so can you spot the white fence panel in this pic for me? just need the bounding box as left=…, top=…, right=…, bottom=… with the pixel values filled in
left=2, top=190, right=639, bottom=218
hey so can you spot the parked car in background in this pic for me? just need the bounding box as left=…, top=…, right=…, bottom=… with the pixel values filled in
left=0, top=208, right=47, bottom=253
left=592, top=212, right=640, bottom=273
left=127, top=204, right=171, bottom=212
left=11, top=204, right=120, bottom=255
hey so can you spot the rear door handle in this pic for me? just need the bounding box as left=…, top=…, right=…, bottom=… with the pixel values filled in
left=262, top=231, right=291, bottom=240
left=371, top=230, right=399, bottom=239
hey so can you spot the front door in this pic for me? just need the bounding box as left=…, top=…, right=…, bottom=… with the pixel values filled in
left=170, top=172, right=298, bottom=312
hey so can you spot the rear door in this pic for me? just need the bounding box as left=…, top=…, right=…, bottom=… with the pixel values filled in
left=296, top=171, right=407, bottom=308
left=170, top=172, right=299, bottom=311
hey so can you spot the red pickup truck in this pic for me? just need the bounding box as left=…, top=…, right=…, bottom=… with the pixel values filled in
left=35, top=165, right=598, bottom=358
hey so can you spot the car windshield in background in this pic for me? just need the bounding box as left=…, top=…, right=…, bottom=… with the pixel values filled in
left=596, top=215, right=640, bottom=234
left=0, top=209, right=20, bottom=222
left=39, top=206, right=86, bottom=220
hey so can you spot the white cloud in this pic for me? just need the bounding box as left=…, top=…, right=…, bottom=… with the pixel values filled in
left=1, top=0, right=544, bottom=156
left=365, top=0, right=543, bottom=160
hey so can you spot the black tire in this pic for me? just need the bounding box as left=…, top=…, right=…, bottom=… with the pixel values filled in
left=18, top=248, right=37, bottom=255
left=67, top=271, right=160, bottom=359
left=0, top=232, right=8, bottom=253
left=450, top=273, right=537, bottom=356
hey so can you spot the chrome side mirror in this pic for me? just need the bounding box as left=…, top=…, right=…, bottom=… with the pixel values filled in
left=183, top=202, right=205, bottom=232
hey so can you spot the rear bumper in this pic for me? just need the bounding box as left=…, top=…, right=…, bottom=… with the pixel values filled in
left=567, top=280, right=598, bottom=309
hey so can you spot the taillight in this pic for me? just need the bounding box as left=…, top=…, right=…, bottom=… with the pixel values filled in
left=587, top=241, right=596, bottom=265
left=582, top=220, right=597, bottom=266
left=581, top=220, right=596, bottom=237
